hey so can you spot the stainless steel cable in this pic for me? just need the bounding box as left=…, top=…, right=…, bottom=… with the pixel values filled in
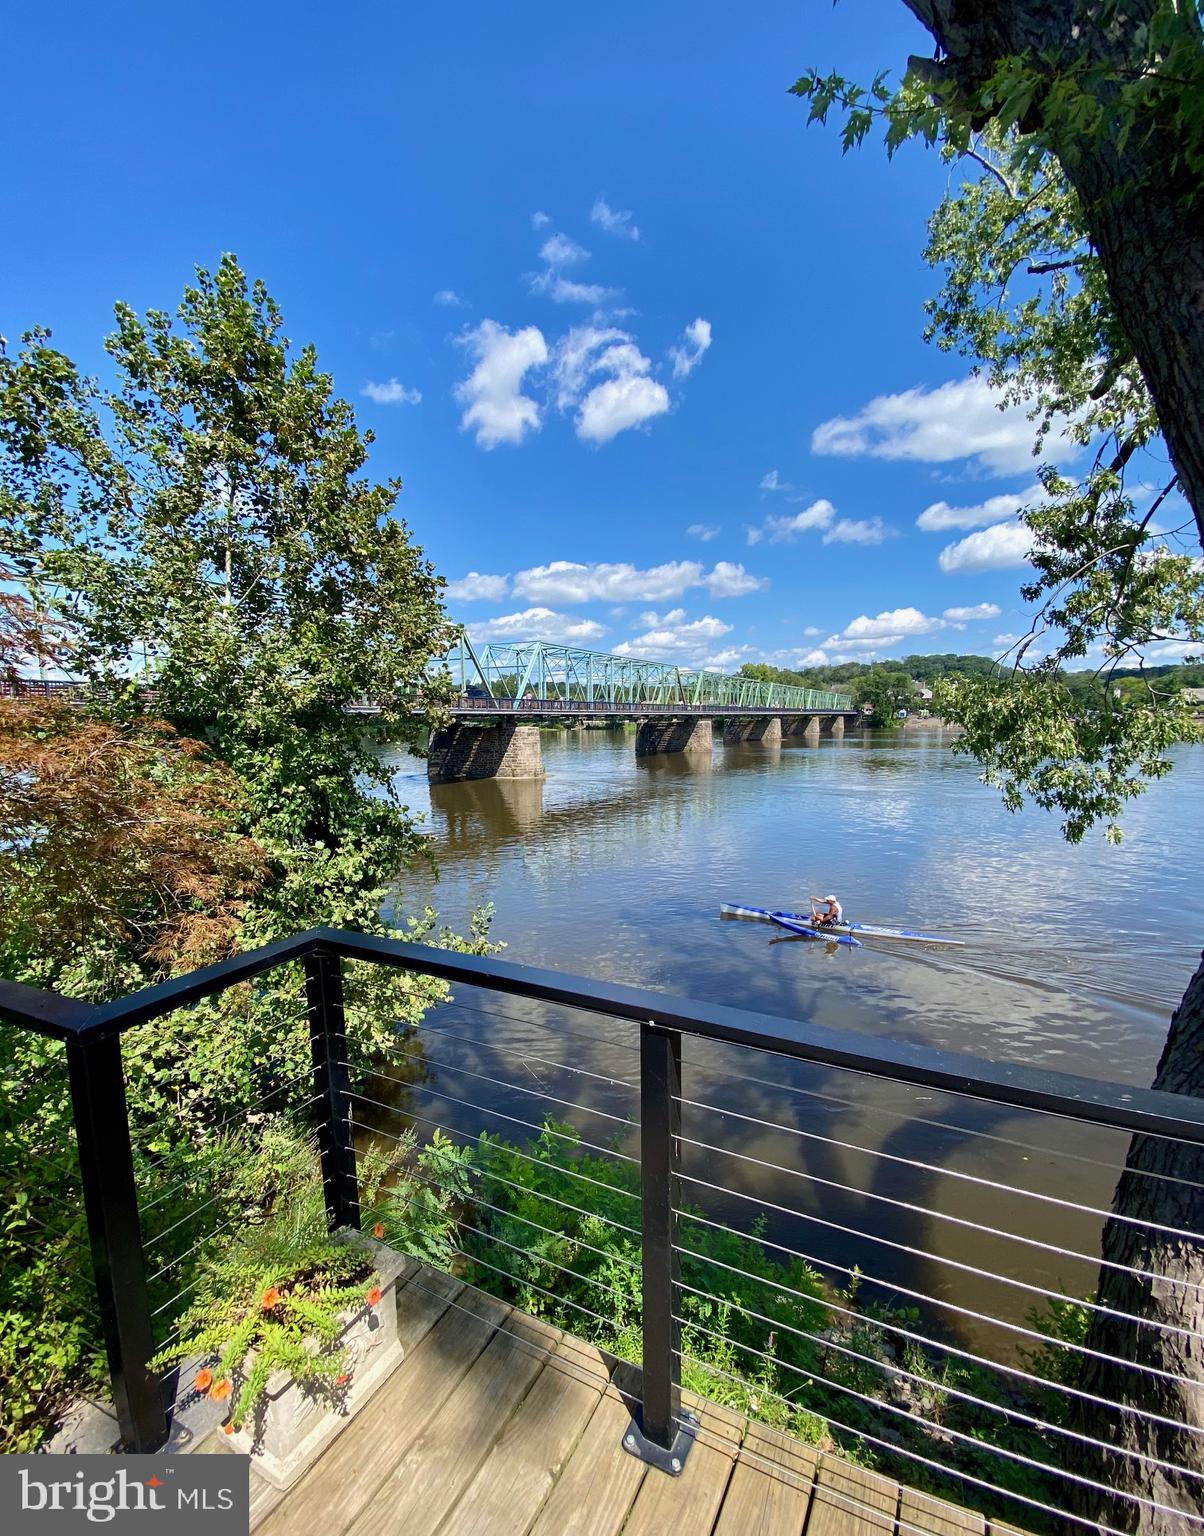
left=675, top=1228, right=1204, bottom=1436
left=676, top=1166, right=1204, bottom=1344
left=677, top=1129, right=1204, bottom=1298
left=678, top=1089, right=1204, bottom=1241
left=677, top=1347, right=1202, bottom=1536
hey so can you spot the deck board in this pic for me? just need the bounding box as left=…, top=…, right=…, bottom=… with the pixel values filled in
left=245, top=1271, right=1029, bottom=1536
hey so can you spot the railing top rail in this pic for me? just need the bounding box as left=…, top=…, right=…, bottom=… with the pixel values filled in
left=3, top=927, right=1202, bottom=1143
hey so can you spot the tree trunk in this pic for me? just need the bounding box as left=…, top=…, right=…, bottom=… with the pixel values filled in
left=898, top=5, right=1204, bottom=1528
left=1071, top=956, right=1204, bottom=1532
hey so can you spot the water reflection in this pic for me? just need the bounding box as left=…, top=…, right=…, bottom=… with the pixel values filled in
left=381, top=730, right=1204, bottom=1353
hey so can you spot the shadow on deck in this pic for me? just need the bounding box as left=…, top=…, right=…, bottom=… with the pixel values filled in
left=196, top=1261, right=1024, bottom=1536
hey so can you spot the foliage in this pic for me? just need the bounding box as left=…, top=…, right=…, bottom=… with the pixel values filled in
left=0, top=696, right=266, bottom=994
left=149, top=1124, right=470, bottom=1431
left=852, top=668, right=917, bottom=728
left=0, top=255, right=455, bottom=941
left=788, top=27, right=1204, bottom=846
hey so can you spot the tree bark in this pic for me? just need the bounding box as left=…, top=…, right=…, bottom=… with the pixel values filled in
left=897, top=5, right=1204, bottom=1528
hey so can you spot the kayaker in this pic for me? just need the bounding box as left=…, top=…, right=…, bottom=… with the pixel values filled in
left=811, top=893, right=843, bottom=928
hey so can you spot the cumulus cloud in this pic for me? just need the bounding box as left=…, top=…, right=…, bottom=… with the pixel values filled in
left=822, top=517, right=893, bottom=546
left=591, top=198, right=640, bottom=241
left=802, top=626, right=822, bottom=637
left=453, top=320, right=548, bottom=448
left=510, top=559, right=764, bottom=605
left=362, top=378, right=422, bottom=406
left=444, top=572, right=510, bottom=603
left=639, top=607, right=687, bottom=628
left=829, top=607, right=946, bottom=646
left=703, top=561, right=767, bottom=597
left=917, top=484, right=1044, bottom=532
left=943, top=602, right=1001, bottom=624
left=938, top=521, right=1033, bottom=573
left=753, top=498, right=837, bottom=543
left=550, top=326, right=669, bottom=442
left=668, top=318, right=712, bottom=379
left=433, top=289, right=465, bottom=307
left=615, top=614, right=733, bottom=661
left=531, top=211, right=552, bottom=229
left=813, top=377, right=1074, bottom=476
left=467, top=607, right=606, bottom=644
left=540, top=232, right=589, bottom=266
left=687, top=522, right=720, bottom=542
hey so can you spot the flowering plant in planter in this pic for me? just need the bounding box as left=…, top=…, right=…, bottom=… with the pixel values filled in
left=151, top=1123, right=473, bottom=1438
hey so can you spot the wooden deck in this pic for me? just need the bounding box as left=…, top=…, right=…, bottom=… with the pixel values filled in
left=200, top=1261, right=1021, bottom=1536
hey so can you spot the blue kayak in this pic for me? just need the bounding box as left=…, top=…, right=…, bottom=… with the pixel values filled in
left=721, top=901, right=963, bottom=948
left=770, top=912, right=862, bottom=947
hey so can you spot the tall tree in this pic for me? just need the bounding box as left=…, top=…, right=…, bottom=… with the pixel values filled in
left=1, top=256, right=455, bottom=940
left=795, top=9, right=1204, bottom=1530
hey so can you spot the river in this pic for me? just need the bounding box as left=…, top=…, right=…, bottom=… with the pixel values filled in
left=380, top=727, right=1204, bottom=1354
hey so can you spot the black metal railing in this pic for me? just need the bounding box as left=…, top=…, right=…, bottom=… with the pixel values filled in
left=3, top=927, right=1204, bottom=1531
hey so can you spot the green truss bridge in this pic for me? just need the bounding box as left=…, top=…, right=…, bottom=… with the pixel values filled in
left=427, top=636, right=858, bottom=782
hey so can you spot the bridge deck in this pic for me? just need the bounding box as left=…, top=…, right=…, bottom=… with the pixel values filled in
left=447, top=697, right=858, bottom=719
left=198, top=1262, right=1014, bottom=1536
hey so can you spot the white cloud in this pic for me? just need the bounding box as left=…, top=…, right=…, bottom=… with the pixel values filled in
left=994, top=632, right=1021, bottom=647
left=638, top=607, right=687, bottom=627
left=704, top=561, right=767, bottom=597
left=591, top=198, right=640, bottom=241
left=530, top=271, right=621, bottom=306
left=578, top=373, right=670, bottom=442
left=917, top=484, right=1044, bottom=532
left=445, top=572, right=510, bottom=603
left=668, top=318, right=712, bottom=379
left=549, top=328, right=667, bottom=442
left=433, top=289, right=465, bottom=308
left=362, top=378, right=422, bottom=406
left=759, top=498, right=836, bottom=542
left=514, top=560, right=703, bottom=605
left=812, top=377, right=1070, bottom=476
left=830, top=607, right=946, bottom=645
left=510, top=558, right=763, bottom=605
left=687, top=522, right=720, bottom=542
left=943, top=602, right=1001, bottom=624
left=540, top=232, right=589, bottom=266
left=615, top=614, right=733, bottom=661
left=939, top=521, right=1033, bottom=573
left=531, top=211, right=552, bottom=229
left=760, top=470, right=788, bottom=492
left=467, top=607, right=606, bottom=644
left=822, top=517, right=893, bottom=546
left=453, top=320, right=548, bottom=449
left=802, top=626, right=822, bottom=637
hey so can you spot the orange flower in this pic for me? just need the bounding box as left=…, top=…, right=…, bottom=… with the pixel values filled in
left=261, top=1286, right=282, bottom=1310
left=223, top=1422, right=235, bottom=1436
left=209, top=1378, right=232, bottom=1402
left=194, top=1368, right=213, bottom=1393
left=335, top=1373, right=350, bottom=1386
left=373, top=1223, right=384, bottom=1239
left=366, top=1286, right=382, bottom=1308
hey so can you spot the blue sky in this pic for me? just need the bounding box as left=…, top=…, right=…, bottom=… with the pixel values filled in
left=4, top=2, right=1169, bottom=672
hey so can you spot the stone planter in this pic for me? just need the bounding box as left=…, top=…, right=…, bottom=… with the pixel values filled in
left=221, top=1237, right=409, bottom=1489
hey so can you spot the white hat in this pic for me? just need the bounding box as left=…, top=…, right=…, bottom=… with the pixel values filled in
left=825, top=894, right=837, bottom=903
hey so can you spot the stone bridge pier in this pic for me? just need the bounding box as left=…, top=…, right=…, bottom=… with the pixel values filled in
left=427, top=721, right=545, bottom=782
left=722, top=716, right=782, bottom=746
left=634, top=717, right=713, bottom=757
left=782, top=715, right=821, bottom=743
left=820, top=715, right=847, bottom=738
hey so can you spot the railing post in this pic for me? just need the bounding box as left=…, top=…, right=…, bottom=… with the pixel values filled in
left=66, top=1033, right=168, bottom=1453
left=305, top=948, right=361, bottom=1233
left=623, top=1022, right=697, bottom=1475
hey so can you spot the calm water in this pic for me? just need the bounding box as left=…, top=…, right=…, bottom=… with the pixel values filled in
left=379, top=729, right=1204, bottom=1351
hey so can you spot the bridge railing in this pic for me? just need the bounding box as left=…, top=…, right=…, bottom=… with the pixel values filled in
left=3, top=932, right=1203, bottom=1529
left=436, top=636, right=854, bottom=713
